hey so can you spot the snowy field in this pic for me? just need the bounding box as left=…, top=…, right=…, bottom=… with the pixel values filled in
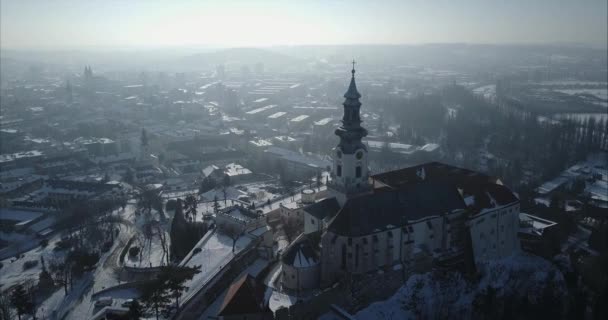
left=355, top=253, right=566, bottom=320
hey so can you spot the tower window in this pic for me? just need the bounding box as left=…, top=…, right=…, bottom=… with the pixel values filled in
left=337, top=165, right=342, bottom=177
left=356, top=166, right=362, bottom=178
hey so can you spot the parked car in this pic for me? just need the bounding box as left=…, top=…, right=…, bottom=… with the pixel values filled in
left=121, top=299, right=134, bottom=308
left=95, top=297, right=113, bottom=307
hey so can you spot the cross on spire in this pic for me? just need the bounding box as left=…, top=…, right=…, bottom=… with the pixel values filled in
left=351, top=59, right=356, bottom=75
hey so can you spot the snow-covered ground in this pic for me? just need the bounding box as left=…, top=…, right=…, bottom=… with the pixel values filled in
left=472, top=84, right=496, bottom=100
left=179, top=230, right=253, bottom=305
left=355, top=253, right=566, bottom=320
left=0, top=233, right=66, bottom=290
left=124, top=231, right=169, bottom=268
left=555, top=88, right=607, bottom=101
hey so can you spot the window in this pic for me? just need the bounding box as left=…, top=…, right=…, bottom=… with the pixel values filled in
left=341, top=244, right=347, bottom=269
left=356, top=166, right=362, bottom=178
left=311, top=219, right=315, bottom=225
left=348, top=238, right=352, bottom=245
left=337, top=165, right=342, bottom=177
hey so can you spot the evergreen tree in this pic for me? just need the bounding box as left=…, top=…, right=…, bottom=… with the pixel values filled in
left=140, top=279, right=170, bottom=320
left=159, top=265, right=200, bottom=309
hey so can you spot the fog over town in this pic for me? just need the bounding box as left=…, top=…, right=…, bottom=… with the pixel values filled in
left=0, top=1, right=607, bottom=320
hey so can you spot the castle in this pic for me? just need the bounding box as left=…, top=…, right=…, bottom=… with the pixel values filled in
left=279, top=63, right=521, bottom=291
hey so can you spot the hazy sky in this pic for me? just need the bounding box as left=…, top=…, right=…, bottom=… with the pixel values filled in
left=1, top=0, right=606, bottom=49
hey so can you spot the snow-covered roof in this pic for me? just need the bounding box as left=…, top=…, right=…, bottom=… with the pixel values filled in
left=268, top=112, right=287, bottom=119
left=290, top=115, right=309, bottom=122
left=246, top=104, right=277, bottom=115
left=224, top=163, right=252, bottom=177
left=519, top=213, right=557, bottom=236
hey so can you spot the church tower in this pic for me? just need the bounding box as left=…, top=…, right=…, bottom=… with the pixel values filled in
left=329, top=62, right=371, bottom=205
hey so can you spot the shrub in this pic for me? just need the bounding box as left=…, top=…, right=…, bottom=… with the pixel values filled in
left=23, top=260, right=39, bottom=270
left=39, top=239, right=49, bottom=247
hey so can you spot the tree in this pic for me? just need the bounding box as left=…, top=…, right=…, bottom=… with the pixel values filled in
left=126, top=299, right=143, bottom=320
left=155, top=224, right=170, bottom=266
left=10, top=285, right=33, bottom=320
left=159, top=266, right=200, bottom=309
left=124, top=167, right=135, bottom=184
left=49, top=256, right=72, bottom=295
left=140, top=279, right=170, bottom=320
left=141, top=128, right=149, bottom=147
left=316, top=171, right=322, bottom=191
left=213, top=195, right=220, bottom=213
left=223, top=223, right=243, bottom=253
left=0, top=292, right=13, bottom=320
left=198, top=178, right=216, bottom=194
left=184, top=194, right=198, bottom=222
left=138, top=188, right=163, bottom=217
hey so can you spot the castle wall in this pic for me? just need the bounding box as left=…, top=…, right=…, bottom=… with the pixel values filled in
left=281, top=261, right=320, bottom=291
left=320, top=211, right=463, bottom=287
left=468, top=203, right=520, bottom=264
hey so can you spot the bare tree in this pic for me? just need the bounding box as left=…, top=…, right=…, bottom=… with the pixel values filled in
left=49, top=257, right=72, bottom=295
left=223, top=223, right=244, bottom=253
left=0, top=291, right=13, bottom=320
left=154, top=224, right=170, bottom=266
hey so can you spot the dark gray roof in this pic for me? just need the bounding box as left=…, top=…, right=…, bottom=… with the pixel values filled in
left=304, top=197, right=340, bottom=220
left=281, top=234, right=319, bottom=267
left=327, top=182, right=467, bottom=237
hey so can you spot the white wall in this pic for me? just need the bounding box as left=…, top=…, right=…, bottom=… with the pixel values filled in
left=468, top=203, right=520, bottom=264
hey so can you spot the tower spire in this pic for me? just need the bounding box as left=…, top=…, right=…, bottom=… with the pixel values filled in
left=344, top=59, right=361, bottom=100
left=329, top=63, right=371, bottom=204
left=335, top=62, right=367, bottom=150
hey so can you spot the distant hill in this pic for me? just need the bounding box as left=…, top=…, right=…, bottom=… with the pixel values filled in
left=178, top=47, right=300, bottom=69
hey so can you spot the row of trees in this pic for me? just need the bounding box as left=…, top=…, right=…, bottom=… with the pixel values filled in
left=377, top=84, right=607, bottom=191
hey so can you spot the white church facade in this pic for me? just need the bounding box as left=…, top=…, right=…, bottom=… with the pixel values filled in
left=279, top=64, right=522, bottom=291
